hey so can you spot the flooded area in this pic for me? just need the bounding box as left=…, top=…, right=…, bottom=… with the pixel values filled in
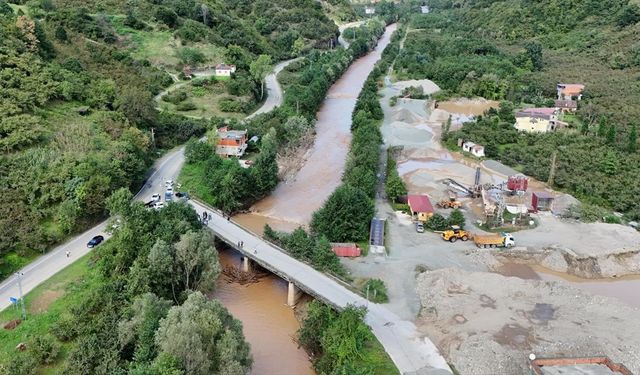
left=236, top=24, right=398, bottom=231
left=495, top=262, right=640, bottom=309
left=214, top=248, right=315, bottom=375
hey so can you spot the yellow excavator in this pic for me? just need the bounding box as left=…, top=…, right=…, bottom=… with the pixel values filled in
left=439, top=225, right=471, bottom=243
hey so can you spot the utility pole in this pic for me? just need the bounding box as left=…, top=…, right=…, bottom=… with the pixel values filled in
left=16, top=272, right=26, bottom=320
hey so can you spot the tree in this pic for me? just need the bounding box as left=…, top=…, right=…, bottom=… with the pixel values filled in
left=384, top=174, right=406, bottom=201
left=176, top=47, right=206, bottom=66
left=447, top=209, right=465, bottom=229
left=524, top=41, right=543, bottom=71
left=311, top=185, right=375, bottom=242
left=250, top=54, right=272, bottom=100
left=606, top=124, right=617, bottom=145
left=174, top=230, right=220, bottom=293
left=54, top=25, right=68, bottom=41
left=317, top=305, right=372, bottom=372
left=628, top=124, right=638, bottom=153
left=154, top=292, right=251, bottom=375
left=106, top=187, right=133, bottom=216
left=115, top=87, right=156, bottom=127
left=425, top=213, right=448, bottom=231
left=293, top=37, right=305, bottom=56
left=617, top=4, right=640, bottom=27
left=251, top=127, right=278, bottom=195
left=597, top=117, right=608, bottom=138
left=118, top=293, right=172, bottom=363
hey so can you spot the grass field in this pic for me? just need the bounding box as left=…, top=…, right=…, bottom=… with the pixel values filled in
left=178, top=162, right=216, bottom=204
left=159, top=81, right=252, bottom=119
left=0, top=253, right=96, bottom=371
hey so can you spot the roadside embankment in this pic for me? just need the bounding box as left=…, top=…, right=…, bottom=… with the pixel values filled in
left=415, top=268, right=640, bottom=375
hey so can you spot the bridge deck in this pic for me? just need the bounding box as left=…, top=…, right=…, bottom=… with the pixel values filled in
left=190, top=200, right=451, bottom=375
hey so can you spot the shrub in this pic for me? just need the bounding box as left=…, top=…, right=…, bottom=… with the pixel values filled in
left=162, top=90, right=188, bottom=104
left=362, top=279, right=388, bottom=303
left=426, top=213, right=448, bottom=231
left=176, top=101, right=197, bottom=111
left=30, top=334, right=61, bottom=365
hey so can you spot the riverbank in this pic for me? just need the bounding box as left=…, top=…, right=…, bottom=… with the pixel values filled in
left=237, top=23, right=398, bottom=230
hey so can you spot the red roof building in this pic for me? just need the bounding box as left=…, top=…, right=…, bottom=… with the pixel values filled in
left=330, top=243, right=361, bottom=257
left=408, top=194, right=435, bottom=222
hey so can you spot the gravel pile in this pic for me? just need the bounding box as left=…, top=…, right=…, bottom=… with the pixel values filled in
left=415, top=268, right=640, bottom=375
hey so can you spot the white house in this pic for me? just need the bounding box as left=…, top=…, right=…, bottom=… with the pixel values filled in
left=215, top=63, right=236, bottom=77
left=420, top=5, right=430, bottom=13
left=462, top=141, right=485, bottom=158
left=365, top=6, right=375, bottom=14
left=514, top=107, right=559, bottom=133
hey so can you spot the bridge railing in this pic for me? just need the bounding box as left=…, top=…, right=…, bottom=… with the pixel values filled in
left=190, top=198, right=367, bottom=301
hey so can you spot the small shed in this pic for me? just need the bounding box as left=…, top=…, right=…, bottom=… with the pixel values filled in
left=408, top=194, right=435, bottom=222
left=331, top=243, right=361, bottom=257
left=507, top=175, right=529, bottom=192
left=532, top=191, right=554, bottom=212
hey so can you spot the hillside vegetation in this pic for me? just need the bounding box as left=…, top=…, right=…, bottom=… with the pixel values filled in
left=0, top=0, right=338, bottom=279
left=397, top=0, right=640, bottom=219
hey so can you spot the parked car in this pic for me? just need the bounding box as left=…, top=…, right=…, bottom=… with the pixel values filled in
left=151, top=193, right=161, bottom=202
left=87, top=235, right=105, bottom=248
left=415, top=222, right=425, bottom=233
left=154, top=201, right=165, bottom=210
left=165, top=180, right=173, bottom=187
left=175, top=192, right=190, bottom=199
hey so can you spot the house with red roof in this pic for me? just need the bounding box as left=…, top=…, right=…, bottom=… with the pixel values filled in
left=556, top=83, right=585, bottom=101
left=407, top=194, right=435, bottom=222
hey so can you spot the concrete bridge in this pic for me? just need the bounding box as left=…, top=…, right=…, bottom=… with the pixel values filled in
left=189, top=199, right=452, bottom=375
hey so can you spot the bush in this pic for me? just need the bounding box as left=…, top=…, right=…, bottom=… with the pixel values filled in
left=425, top=213, right=448, bottom=231
left=448, top=209, right=465, bottom=228
left=362, top=279, right=388, bottom=303
left=176, top=101, right=197, bottom=111
left=30, top=334, right=61, bottom=365
left=218, top=97, right=247, bottom=113
left=162, top=90, right=188, bottom=104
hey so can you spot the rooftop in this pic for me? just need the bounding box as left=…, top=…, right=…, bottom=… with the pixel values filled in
left=408, top=194, right=434, bottom=213
left=216, top=63, right=236, bottom=70
left=533, top=191, right=555, bottom=199
left=557, top=83, right=585, bottom=95
left=520, top=107, right=557, bottom=116
left=555, top=99, right=578, bottom=108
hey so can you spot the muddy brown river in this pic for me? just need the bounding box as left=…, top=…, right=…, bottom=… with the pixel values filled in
left=223, top=24, right=398, bottom=374
left=238, top=24, right=398, bottom=231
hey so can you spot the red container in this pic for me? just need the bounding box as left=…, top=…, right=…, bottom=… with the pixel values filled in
left=331, top=243, right=361, bottom=257
left=507, top=175, right=529, bottom=192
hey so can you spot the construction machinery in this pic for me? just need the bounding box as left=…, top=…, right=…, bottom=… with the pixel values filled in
left=437, top=194, right=462, bottom=209
left=473, top=233, right=515, bottom=248
left=439, top=226, right=471, bottom=243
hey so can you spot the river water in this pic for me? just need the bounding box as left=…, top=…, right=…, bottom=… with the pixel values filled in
left=221, top=24, right=398, bottom=374
left=496, top=263, right=640, bottom=309
left=237, top=24, right=398, bottom=231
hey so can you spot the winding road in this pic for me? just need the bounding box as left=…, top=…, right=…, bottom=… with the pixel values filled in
left=0, top=58, right=298, bottom=313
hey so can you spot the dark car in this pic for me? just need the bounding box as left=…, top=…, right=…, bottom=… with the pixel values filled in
left=87, top=235, right=104, bottom=248
left=175, top=192, right=190, bottom=199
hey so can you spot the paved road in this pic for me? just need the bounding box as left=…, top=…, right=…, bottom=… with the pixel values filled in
left=338, top=21, right=365, bottom=48
left=246, top=58, right=300, bottom=119
left=0, top=60, right=296, bottom=313
left=189, top=200, right=452, bottom=375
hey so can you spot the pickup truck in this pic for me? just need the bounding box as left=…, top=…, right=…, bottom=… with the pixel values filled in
left=473, top=233, right=515, bottom=248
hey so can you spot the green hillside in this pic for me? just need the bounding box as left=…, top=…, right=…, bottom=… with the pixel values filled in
left=397, top=0, right=640, bottom=219
left=0, top=0, right=338, bottom=278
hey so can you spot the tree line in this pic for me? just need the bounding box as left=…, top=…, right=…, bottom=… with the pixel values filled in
left=2, top=193, right=251, bottom=374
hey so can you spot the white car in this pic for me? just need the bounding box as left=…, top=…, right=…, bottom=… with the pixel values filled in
left=151, top=193, right=161, bottom=202
left=154, top=201, right=165, bottom=210
left=165, top=180, right=174, bottom=187
left=166, top=187, right=173, bottom=194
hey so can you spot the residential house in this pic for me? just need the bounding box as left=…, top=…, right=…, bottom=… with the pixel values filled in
left=407, top=194, right=435, bottom=222
left=514, top=107, right=559, bottom=133
left=420, top=5, right=430, bottom=13
left=556, top=83, right=585, bottom=101
left=215, top=63, right=236, bottom=77
left=462, top=141, right=485, bottom=158
left=216, top=127, right=248, bottom=157
left=554, top=99, right=578, bottom=113
left=365, top=6, right=375, bottom=14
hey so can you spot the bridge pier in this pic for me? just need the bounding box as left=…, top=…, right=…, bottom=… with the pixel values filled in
left=287, top=281, right=302, bottom=307
left=241, top=256, right=252, bottom=273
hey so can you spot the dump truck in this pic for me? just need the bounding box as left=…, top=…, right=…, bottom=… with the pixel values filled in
left=473, top=233, right=515, bottom=248
left=440, top=226, right=471, bottom=242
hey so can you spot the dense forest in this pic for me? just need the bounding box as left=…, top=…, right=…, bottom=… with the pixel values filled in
left=0, top=0, right=339, bottom=279
left=396, top=1, right=640, bottom=219
left=1, top=194, right=251, bottom=374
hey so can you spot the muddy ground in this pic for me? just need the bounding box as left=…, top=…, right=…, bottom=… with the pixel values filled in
left=415, top=268, right=640, bottom=375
